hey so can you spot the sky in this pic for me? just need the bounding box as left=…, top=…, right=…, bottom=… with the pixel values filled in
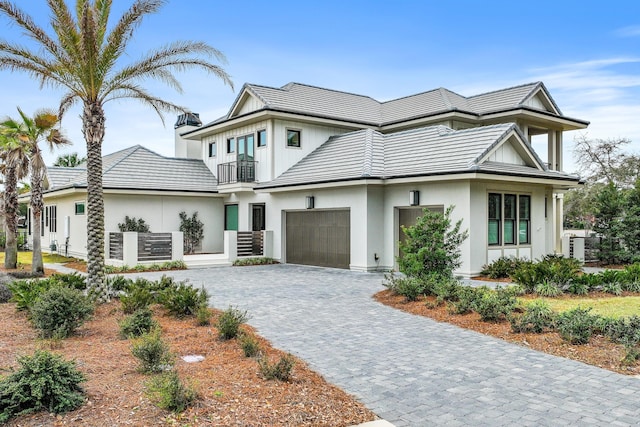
left=1, top=0, right=639, bottom=175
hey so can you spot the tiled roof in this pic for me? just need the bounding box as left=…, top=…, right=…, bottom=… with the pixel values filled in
left=256, top=123, right=579, bottom=189
left=45, top=145, right=217, bottom=193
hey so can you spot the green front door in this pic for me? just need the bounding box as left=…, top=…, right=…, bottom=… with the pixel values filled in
left=225, top=205, right=238, bottom=231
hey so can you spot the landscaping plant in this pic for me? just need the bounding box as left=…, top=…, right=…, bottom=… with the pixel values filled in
left=117, top=216, right=150, bottom=233
left=145, top=371, right=197, bottom=413
left=216, top=306, right=249, bottom=340
left=258, top=354, right=295, bottom=381
left=159, top=282, right=209, bottom=318
left=556, top=307, right=600, bottom=345
left=509, top=300, right=556, bottom=333
left=131, top=330, right=174, bottom=374
left=473, top=287, right=518, bottom=322
left=239, top=333, right=261, bottom=358
left=119, top=308, right=158, bottom=339
left=30, top=286, right=94, bottom=339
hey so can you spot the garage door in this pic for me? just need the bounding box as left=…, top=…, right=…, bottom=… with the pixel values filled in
left=286, top=210, right=350, bottom=269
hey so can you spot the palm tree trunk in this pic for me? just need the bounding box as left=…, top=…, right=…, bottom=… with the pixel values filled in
left=30, top=166, right=44, bottom=274
left=3, top=165, right=18, bottom=269
left=83, top=101, right=107, bottom=301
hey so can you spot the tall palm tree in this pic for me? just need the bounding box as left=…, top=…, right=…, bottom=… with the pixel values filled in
left=2, top=107, right=70, bottom=274
left=53, top=152, right=85, bottom=167
left=0, top=0, right=232, bottom=300
left=0, top=131, right=30, bottom=269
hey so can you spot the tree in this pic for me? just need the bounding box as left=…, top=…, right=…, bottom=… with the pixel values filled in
left=0, top=130, right=29, bottom=269
left=0, top=0, right=232, bottom=300
left=53, top=153, right=85, bottom=167
left=179, top=211, right=203, bottom=254
left=117, top=216, right=150, bottom=233
left=398, top=206, right=469, bottom=279
left=593, top=183, right=625, bottom=265
left=573, top=135, right=640, bottom=187
left=1, top=107, right=69, bottom=274
left=620, top=179, right=640, bottom=261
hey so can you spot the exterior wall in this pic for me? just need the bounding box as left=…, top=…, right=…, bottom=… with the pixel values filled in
left=175, top=125, right=202, bottom=159
left=486, top=141, right=526, bottom=165
left=33, top=193, right=88, bottom=258
left=235, top=95, right=264, bottom=115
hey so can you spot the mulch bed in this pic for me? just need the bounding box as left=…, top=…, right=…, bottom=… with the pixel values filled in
left=374, top=289, right=640, bottom=376
left=0, top=302, right=376, bottom=426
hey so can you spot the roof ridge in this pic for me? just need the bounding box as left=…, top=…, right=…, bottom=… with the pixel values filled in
left=280, top=82, right=380, bottom=102
left=362, top=129, right=374, bottom=177
left=468, top=81, right=541, bottom=100
left=438, top=87, right=453, bottom=109
left=102, top=145, right=149, bottom=174
left=380, top=87, right=444, bottom=105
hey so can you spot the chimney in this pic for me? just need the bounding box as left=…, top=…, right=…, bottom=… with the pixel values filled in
left=174, top=112, right=202, bottom=159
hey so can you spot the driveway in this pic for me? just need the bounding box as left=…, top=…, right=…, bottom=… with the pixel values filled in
left=135, top=265, right=640, bottom=426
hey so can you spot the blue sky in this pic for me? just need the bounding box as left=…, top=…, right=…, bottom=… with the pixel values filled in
left=1, top=0, right=639, bottom=173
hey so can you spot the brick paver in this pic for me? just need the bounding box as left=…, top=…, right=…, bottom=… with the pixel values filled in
left=134, top=265, right=640, bottom=426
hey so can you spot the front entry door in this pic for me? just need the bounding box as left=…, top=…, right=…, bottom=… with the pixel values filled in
left=252, top=205, right=265, bottom=231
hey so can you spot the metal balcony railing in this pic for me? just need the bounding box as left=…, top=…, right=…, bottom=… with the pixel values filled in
left=217, top=160, right=256, bottom=184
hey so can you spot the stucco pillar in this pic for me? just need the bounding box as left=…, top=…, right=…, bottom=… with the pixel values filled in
left=171, top=231, right=184, bottom=261
left=122, top=232, right=138, bottom=266
left=263, top=230, right=274, bottom=258
left=547, top=130, right=557, bottom=170
left=224, top=230, right=237, bottom=263
left=556, top=131, right=563, bottom=171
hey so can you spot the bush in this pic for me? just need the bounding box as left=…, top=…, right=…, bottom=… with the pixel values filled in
left=145, top=371, right=197, bottom=413
left=602, top=281, right=623, bottom=295
left=566, top=280, right=589, bottom=296
left=233, top=257, right=277, bottom=266
left=216, top=306, right=249, bottom=340
left=120, top=285, right=155, bottom=314
left=30, top=286, right=94, bottom=339
left=509, top=260, right=539, bottom=293
left=0, top=283, right=12, bottom=303
left=258, top=354, right=295, bottom=381
left=8, top=279, right=56, bottom=311
left=535, top=280, right=562, bottom=297
left=0, top=350, right=86, bottom=423
left=433, top=277, right=462, bottom=304
left=480, top=256, right=524, bottom=279
left=131, top=330, right=173, bottom=373
left=195, top=306, right=212, bottom=326
left=602, top=316, right=640, bottom=347
left=107, top=275, right=130, bottom=293
left=383, top=274, right=427, bottom=302
left=509, top=300, right=556, bottom=333
left=556, top=307, right=599, bottom=344
left=239, top=333, right=261, bottom=358
left=159, top=282, right=208, bottom=318
left=473, top=287, right=518, bottom=322
left=119, top=308, right=158, bottom=339
left=118, top=215, right=150, bottom=233
left=49, top=273, right=86, bottom=290
left=447, top=286, right=485, bottom=315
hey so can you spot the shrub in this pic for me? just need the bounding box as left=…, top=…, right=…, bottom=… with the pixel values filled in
left=233, top=257, right=277, bottom=266
left=159, top=282, right=208, bottom=318
left=509, top=300, right=556, bottom=333
left=49, top=272, right=86, bottom=290
left=0, top=283, right=12, bottom=303
left=216, top=306, right=249, bottom=340
left=8, top=279, right=56, bottom=311
left=473, top=287, right=518, bottom=322
left=131, top=330, right=173, bottom=373
left=433, top=278, right=462, bottom=304
left=556, top=307, right=599, bottom=344
left=509, top=260, right=539, bottom=293
left=383, top=274, right=426, bottom=302
left=107, top=275, right=130, bottom=293
left=258, top=354, right=295, bottom=381
left=195, top=306, right=212, bottom=326
left=535, top=280, right=562, bottom=297
left=447, top=286, right=484, bottom=315
left=623, top=263, right=640, bottom=283
left=117, top=215, right=150, bottom=233
left=622, top=280, right=640, bottom=293
left=239, top=333, right=261, bottom=358
left=119, top=308, right=158, bottom=339
left=179, top=211, right=204, bottom=254
left=0, top=350, right=86, bottom=423
left=602, top=281, right=623, bottom=295
left=566, top=280, right=589, bottom=296
left=120, top=285, right=155, bottom=314
left=30, top=286, right=94, bottom=339
left=145, top=371, right=197, bottom=413
left=480, top=256, right=524, bottom=279
left=602, top=316, right=640, bottom=347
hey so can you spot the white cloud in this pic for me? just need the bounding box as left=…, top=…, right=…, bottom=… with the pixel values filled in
left=614, top=26, right=640, bottom=38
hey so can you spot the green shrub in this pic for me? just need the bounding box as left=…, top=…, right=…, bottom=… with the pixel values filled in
left=509, top=260, right=539, bottom=293
left=30, top=286, right=94, bottom=339
left=601, top=281, right=623, bottom=295
left=233, top=257, right=277, bottom=266
left=509, top=300, right=556, bottom=333
left=119, top=308, right=158, bottom=339
left=566, top=280, right=589, bottom=296
left=49, top=272, right=86, bottom=290
left=480, top=256, right=525, bottom=279
left=258, top=354, right=295, bottom=381
left=118, top=216, right=150, bottom=233
left=216, top=306, right=249, bottom=340
left=447, top=286, right=485, bottom=315
left=535, top=280, right=562, bottom=297
left=556, top=307, right=599, bottom=344
left=239, top=333, right=261, bottom=358
left=145, top=371, right=197, bottom=413
left=8, top=279, right=56, bottom=311
left=383, top=274, right=427, bottom=302
left=106, top=275, right=130, bottom=293
left=433, top=278, right=462, bottom=304
left=598, top=269, right=624, bottom=285
left=131, top=330, right=173, bottom=373
left=473, top=287, right=518, bottom=322
left=159, top=282, right=208, bottom=318
left=195, top=306, right=212, bottom=326
left=120, top=285, right=155, bottom=314
left=602, top=316, right=640, bottom=347
left=622, top=280, right=640, bottom=293
left=0, top=283, right=12, bottom=303
left=623, top=263, right=640, bottom=282
left=0, top=350, right=86, bottom=423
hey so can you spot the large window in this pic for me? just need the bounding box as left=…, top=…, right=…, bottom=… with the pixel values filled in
left=286, top=129, right=301, bottom=148
left=488, top=193, right=531, bottom=246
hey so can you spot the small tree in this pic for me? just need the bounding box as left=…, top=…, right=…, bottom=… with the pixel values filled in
left=179, top=211, right=204, bottom=254
left=118, top=216, right=150, bottom=233
left=593, top=183, right=625, bottom=264
left=398, top=206, right=469, bottom=279
left=620, top=179, right=640, bottom=260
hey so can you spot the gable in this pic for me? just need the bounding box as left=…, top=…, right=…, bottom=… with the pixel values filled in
left=228, top=90, right=266, bottom=118
left=477, top=133, right=542, bottom=169
left=483, top=138, right=527, bottom=166
left=521, top=85, right=561, bottom=115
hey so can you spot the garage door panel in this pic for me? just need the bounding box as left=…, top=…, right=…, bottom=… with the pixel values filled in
left=286, top=210, right=350, bottom=269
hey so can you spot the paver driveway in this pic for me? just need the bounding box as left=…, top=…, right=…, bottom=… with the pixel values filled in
left=136, top=265, right=640, bottom=426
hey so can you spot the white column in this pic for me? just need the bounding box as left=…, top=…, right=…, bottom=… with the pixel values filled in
left=224, top=230, right=237, bottom=263
left=171, top=231, right=184, bottom=261
left=263, top=230, right=273, bottom=258
left=556, top=131, right=563, bottom=171
left=547, top=130, right=557, bottom=170
left=122, top=232, right=139, bottom=267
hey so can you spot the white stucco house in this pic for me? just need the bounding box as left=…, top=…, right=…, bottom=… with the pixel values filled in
left=32, top=81, right=588, bottom=276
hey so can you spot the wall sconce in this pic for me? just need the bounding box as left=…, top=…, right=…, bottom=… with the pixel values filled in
left=409, top=190, right=420, bottom=206
left=305, top=196, right=315, bottom=209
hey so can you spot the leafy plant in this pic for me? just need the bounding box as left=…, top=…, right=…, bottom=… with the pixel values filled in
left=433, top=278, right=462, bottom=304
left=0, top=350, right=86, bottom=423
left=509, top=260, right=539, bottom=293
left=566, top=280, right=589, bottom=296
left=556, top=307, right=599, bottom=344
left=239, top=333, right=261, bottom=358
left=383, top=274, right=427, bottom=302
left=119, top=308, right=158, bottom=339
left=602, top=281, right=623, bottom=296
left=258, top=354, right=295, bottom=381
left=30, top=286, right=94, bottom=339
left=49, top=272, right=86, bottom=290
left=622, top=280, right=640, bottom=293
left=447, top=286, right=485, bottom=315
left=473, top=287, right=518, bottom=322
left=535, top=280, right=562, bottom=297
left=120, top=285, right=155, bottom=314
left=509, top=300, right=556, bottom=333
left=216, top=306, right=249, bottom=340
left=195, top=306, right=212, bottom=326
left=8, top=278, right=56, bottom=311
left=106, top=275, right=130, bottom=293
left=145, top=371, right=197, bottom=413
left=179, top=211, right=204, bottom=254
left=131, top=330, right=173, bottom=374
left=117, top=216, right=150, bottom=233
left=159, top=282, right=208, bottom=318
left=480, top=256, right=525, bottom=279
left=233, top=257, right=277, bottom=266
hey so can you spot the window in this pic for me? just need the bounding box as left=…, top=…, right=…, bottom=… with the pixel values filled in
left=257, top=129, right=267, bottom=147
left=286, top=129, right=301, bottom=148
left=208, top=142, right=216, bottom=157
left=226, top=137, right=235, bottom=153
left=488, top=193, right=530, bottom=246
left=75, top=202, right=85, bottom=215
left=50, top=206, right=57, bottom=233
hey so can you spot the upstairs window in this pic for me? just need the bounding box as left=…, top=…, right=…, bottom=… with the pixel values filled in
left=208, top=142, right=216, bottom=157
left=75, top=202, right=85, bottom=215
left=286, top=129, right=301, bottom=148
left=257, top=129, right=267, bottom=147
left=227, top=137, right=235, bottom=153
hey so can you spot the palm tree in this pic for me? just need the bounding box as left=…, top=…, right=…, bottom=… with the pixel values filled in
left=0, top=131, right=30, bottom=269
left=53, top=152, right=85, bottom=167
left=0, top=0, right=232, bottom=300
left=2, top=107, right=70, bottom=274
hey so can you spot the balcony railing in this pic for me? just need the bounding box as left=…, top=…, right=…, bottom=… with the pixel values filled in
left=217, top=160, right=257, bottom=185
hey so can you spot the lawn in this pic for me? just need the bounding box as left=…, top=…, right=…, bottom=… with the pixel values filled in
left=0, top=251, right=77, bottom=265
left=535, top=296, right=640, bottom=318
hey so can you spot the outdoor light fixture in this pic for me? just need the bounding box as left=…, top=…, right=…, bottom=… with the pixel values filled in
left=409, top=190, right=420, bottom=206
left=306, top=196, right=315, bottom=209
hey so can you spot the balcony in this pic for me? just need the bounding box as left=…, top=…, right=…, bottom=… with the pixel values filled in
left=217, top=160, right=257, bottom=185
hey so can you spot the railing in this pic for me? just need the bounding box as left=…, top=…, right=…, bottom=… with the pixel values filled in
left=217, top=160, right=257, bottom=184
left=237, top=231, right=263, bottom=257
left=109, top=232, right=124, bottom=260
